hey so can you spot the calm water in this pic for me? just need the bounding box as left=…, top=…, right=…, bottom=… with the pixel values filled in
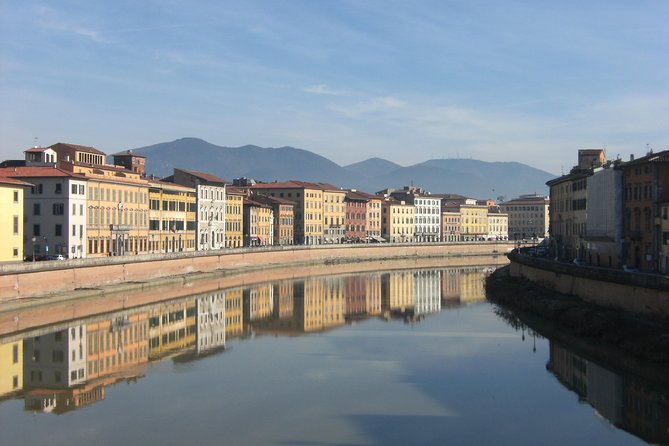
left=0, top=266, right=666, bottom=446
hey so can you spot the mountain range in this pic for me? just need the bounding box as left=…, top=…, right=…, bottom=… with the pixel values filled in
left=131, top=137, right=554, bottom=200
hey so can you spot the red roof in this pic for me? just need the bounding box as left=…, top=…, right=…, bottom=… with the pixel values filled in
left=0, top=177, right=33, bottom=187
left=0, top=166, right=86, bottom=179
left=252, top=180, right=323, bottom=190
left=175, top=168, right=230, bottom=185
left=24, top=147, right=51, bottom=153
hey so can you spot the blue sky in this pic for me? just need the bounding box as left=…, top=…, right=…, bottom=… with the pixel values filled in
left=1, top=0, right=667, bottom=175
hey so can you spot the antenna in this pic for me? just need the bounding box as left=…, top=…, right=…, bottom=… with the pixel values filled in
left=34, top=137, right=39, bottom=148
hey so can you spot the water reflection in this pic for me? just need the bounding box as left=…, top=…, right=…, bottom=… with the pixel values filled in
left=2, top=265, right=664, bottom=445
left=0, top=266, right=488, bottom=414
left=547, top=342, right=669, bottom=445
left=495, top=306, right=669, bottom=445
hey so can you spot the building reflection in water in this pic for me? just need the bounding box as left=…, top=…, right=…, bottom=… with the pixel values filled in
left=547, top=342, right=669, bottom=445
left=1, top=266, right=665, bottom=444
left=0, top=266, right=514, bottom=415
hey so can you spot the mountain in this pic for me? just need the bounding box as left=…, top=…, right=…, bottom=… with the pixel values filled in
left=135, top=137, right=359, bottom=186
left=133, top=138, right=553, bottom=200
left=344, top=158, right=402, bottom=177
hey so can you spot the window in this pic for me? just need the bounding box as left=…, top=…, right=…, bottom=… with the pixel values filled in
left=53, top=203, right=64, bottom=215
left=55, top=183, right=62, bottom=194
left=72, top=225, right=76, bottom=236
left=13, top=191, right=18, bottom=202
left=13, top=216, right=19, bottom=234
left=33, top=224, right=40, bottom=236
left=12, top=344, right=18, bottom=363
left=33, top=203, right=40, bottom=215
left=55, top=224, right=62, bottom=236
left=71, top=184, right=78, bottom=194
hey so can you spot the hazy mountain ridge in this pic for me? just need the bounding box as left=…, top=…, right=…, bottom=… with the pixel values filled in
left=133, top=138, right=553, bottom=199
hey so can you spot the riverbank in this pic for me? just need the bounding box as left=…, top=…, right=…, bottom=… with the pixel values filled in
left=0, top=242, right=512, bottom=302
left=486, top=266, right=669, bottom=368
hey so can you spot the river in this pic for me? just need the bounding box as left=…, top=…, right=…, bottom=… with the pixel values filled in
left=0, top=263, right=666, bottom=445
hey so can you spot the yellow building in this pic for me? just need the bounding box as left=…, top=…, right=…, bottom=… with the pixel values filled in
left=487, top=211, right=508, bottom=241
left=459, top=204, right=489, bottom=241
left=0, top=340, right=23, bottom=397
left=320, top=183, right=347, bottom=243
left=148, top=300, right=197, bottom=360
left=225, top=187, right=244, bottom=248
left=0, top=178, right=30, bottom=262
left=252, top=181, right=324, bottom=244
left=85, top=313, right=149, bottom=380
left=381, top=271, right=415, bottom=314
left=225, top=288, right=244, bottom=337
left=148, top=179, right=197, bottom=253
left=273, top=280, right=295, bottom=319
left=381, top=198, right=415, bottom=243
left=244, top=199, right=273, bottom=246
left=49, top=143, right=150, bottom=257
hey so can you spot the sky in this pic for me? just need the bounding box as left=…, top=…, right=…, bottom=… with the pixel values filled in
left=1, top=0, right=667, bottom=175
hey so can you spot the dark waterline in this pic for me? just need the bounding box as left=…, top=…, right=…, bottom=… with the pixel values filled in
left=0, top=266, right=664, bottom=445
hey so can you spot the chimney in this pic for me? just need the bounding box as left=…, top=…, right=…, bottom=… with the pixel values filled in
left=630, top=154, right=635, bottom=161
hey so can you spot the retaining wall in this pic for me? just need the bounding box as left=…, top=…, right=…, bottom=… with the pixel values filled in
left=508, top=251, right=669, bottom=317
left=0, top=242, right=512, bottom=302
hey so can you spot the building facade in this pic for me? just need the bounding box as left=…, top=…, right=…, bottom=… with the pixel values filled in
left=320, top=183, right=346, bottom=244
left=381, top=198, right=415, bottom=243
left=172, top=169, right=227, bottom=251
left=499, top=194, right=550, bottom=241
left=147, top=179, right=197, bottom=253
left=252, top=181, right=324, bottom=245
left=621, top=150, right=669, bottom=271
left=0, top=178, right=30, bottom=261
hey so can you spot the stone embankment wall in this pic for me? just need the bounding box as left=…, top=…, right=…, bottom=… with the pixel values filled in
left=508, top=251, right=669, bottom=317
left=0, top=242, right=512, bottom=302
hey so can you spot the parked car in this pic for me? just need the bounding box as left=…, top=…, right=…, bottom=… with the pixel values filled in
left=573, top=258, right=585, bottom=266
left=47, top=254, right=67, bottom=261
left=24, top=254, right=45, bottom=262
left=622, top=265, right=639, bottom=272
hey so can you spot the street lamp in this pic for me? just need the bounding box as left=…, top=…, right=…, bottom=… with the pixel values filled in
left=31, top=236, right=36, bottom=262
left=43, top=236, right=48, bottom=258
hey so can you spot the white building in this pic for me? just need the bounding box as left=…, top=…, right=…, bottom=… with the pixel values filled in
left=390, top=187, right=441, bottom=242
left=23, top=325, right=87, bottom=389
left=171, top=169, right=227, bottom=251
left=196, top=292, right=226, bottom=353
left=414, top=270, right=441, bottom=316
left=1, top=156, right=89, bottom=258
left=584, top=164, right=624, bottom=267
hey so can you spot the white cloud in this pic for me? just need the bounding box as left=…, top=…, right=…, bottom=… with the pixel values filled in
left=34, top=5, right=107, bottom=43
left=303, top=84, right=349, bottom=96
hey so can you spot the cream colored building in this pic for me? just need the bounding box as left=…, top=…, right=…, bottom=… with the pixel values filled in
left=0, top=340, right=23, bottom=397
left=252, top=181, right=324, bottom=244
left=244, top=199, right=273, bottom=246
left=499, top=194, right=549, bottom=241
left=0, top=178, right=30, bottom=261
left=148, top=179, right=197, bottom=253
left=320, top=183, right=347, bottom=243
left=381, top=271, right=415, bottom=314
left=487, top=211, right=509, bottom=241
left=225, top=288, right=244, bottom=337
left=459, top=204, right=488, bottom=241
left=381, top=197, right=415, bottom=243
left=225, top=187, right=244, bottom=248
left=44, top=143, right=150, bottom=257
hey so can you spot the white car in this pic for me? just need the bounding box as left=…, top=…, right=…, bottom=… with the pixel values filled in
left=48, top=254, right=66, bottom=261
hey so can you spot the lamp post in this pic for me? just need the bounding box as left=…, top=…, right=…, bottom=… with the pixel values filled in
left=31, top=236, right=36, bottom=262
left=43, top=236, right=48, bottom=258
